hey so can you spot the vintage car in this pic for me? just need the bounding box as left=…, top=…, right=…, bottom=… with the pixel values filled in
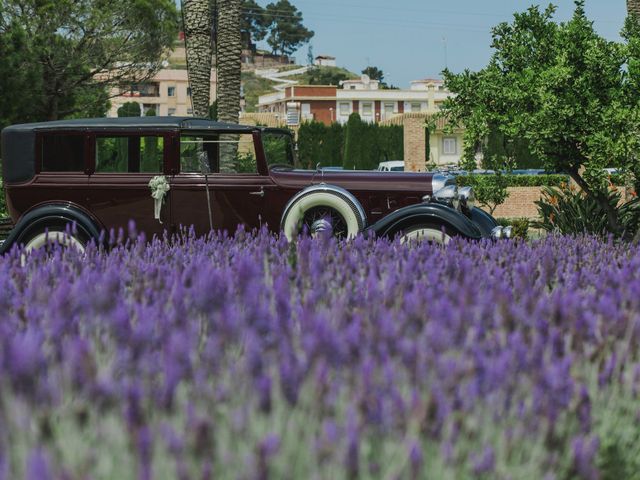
left=0, top=117, right=509, bottom=252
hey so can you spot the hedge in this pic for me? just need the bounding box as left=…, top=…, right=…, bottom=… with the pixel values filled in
left=456, top=174, right=568, bottom=188
left=298, top=116, right=403, bottom=171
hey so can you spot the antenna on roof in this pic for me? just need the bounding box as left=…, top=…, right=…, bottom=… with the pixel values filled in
left=442, top=37, right=448, bottom=70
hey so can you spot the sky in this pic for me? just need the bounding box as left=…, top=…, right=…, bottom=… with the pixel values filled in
left=245, top=0, right=627, bottom=87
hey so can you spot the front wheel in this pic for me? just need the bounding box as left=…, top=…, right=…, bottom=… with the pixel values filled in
left=399, top=223, right=452, bottom=245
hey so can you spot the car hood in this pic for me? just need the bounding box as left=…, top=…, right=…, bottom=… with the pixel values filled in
left=269, top=169, right=438, bottom=194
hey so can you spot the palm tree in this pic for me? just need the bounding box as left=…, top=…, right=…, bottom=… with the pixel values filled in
left=216, top=0, right=242, bottom=172
left=629, top=0, right=640, bottom=17
left=182, top=0, right=213, bottom=118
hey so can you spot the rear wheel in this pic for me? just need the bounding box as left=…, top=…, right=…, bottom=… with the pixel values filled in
left=282, top=190, right=365, bottom=241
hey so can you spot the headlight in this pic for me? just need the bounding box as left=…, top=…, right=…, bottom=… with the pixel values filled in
left=458, top=186, right=475, bottom=211
left=433, top=185, right=460, bottom=210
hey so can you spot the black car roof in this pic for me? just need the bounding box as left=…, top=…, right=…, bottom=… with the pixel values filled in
left=2, top=116, right=259, bottom=133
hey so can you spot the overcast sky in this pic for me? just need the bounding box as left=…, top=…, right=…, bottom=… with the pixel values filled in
left=178, top=1, right=628, bottom=87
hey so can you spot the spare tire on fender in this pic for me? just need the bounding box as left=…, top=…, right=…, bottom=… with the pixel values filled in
left=281, top=185, right=367, bottom=241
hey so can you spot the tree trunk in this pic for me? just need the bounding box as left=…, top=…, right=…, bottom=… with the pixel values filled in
left=183, top=0, right=213, bottom=118
left=628, top=0, right=640, bottom=17
left=217, top=0, right=242, bottom=172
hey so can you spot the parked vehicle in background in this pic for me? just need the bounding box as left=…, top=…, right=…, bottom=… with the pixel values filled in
left=377, top=161, right=405, bottom=172
left=0, top=117, right=507, bottom=253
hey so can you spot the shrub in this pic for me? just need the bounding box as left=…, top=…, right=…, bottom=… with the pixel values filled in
left=496, top=217, right=530, bottom=239
left=456, top=174, right=568, bottom=188
left=534, top=185, right=640, bottom=238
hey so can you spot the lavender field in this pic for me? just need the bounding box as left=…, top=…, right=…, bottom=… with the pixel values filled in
left=1, top=230, right=640, bottom=479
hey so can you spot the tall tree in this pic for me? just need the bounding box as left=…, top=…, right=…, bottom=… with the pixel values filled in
left=182, top=0, right=213, bottom=118
left=442, top=1, right=640, bottom=236
left=241, top=0, right=268, bottom=50
left=0, top=0, right=178, bottom=123
left=217, top=0, right=242, bottom=172
left=264, top=0, right=314, bottom=57
left=362, top=66, right=390, bottom=88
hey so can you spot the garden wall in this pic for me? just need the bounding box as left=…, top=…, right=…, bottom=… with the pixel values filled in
left=493, top=187, right=543, bottom=219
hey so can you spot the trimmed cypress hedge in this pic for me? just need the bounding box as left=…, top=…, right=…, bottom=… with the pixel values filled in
left=456, top=174, right=569, bottom=188
left=297, top=117, right=403, bottom=170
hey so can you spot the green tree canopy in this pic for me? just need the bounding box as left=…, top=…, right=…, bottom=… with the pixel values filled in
left=442, top=1, right=640, bottom=234
left=241, top=0, right=269, bottom=50
left=0, top=0, right=178, bottom=125
left=264, top=0, right=314, bottom=56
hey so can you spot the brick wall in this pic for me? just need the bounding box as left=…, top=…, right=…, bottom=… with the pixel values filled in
left=403, top=115, right=428, bottom=172
left=492, top=187, right=542, bottom=219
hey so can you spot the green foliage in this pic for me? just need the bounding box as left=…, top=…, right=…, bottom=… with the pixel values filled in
left=485, top=125, right=544, bottom=169
left=534, top=186, right=640, bottom=238
left=342, top=114, right=403, bottom=170
left=462, top=174, right=509, bottom=215
left=240, top=0, right=269, bottom=49
left=286, top=66, right=358, bottom=87
left=496, top=217, right=530, bottom=239
left=306, top=66, right=350, bottom=86
left=0, top=0, right=178, bottom=124
left=361, top=66, right=390, bottom=88
left=456, top=174, right=568, bottom=188
left=442, top=1, right=640, bottom=236
left=117, top=102, right=142, bottom=118
left=144, top=108, right=156, bottom=117
left=297, top=121, right=343, bottom=168
left=0, top=177, right=7, bottom=218
left=264, top=0, right=314, bottom=56
left=209, top=101, right=218, bottom=120
left=241, top=71, right=278, bottom=112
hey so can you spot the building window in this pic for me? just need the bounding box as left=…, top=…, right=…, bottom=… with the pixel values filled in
left=443, top=137, right=457, bottom=155
left=339, top=102, right=350, bottom=115
left=384, top=102, right=395, bottom=115
left=350, top=85, right=356, bottom=90
left=168, top=108, right=176, bottom=116
left=143, top=104, right=155, bottom=115
left=362, top=102, right=373, bottom=116
left=168, top=86, right=176, bottom=97
left=411, top=102, right=422, bottom=113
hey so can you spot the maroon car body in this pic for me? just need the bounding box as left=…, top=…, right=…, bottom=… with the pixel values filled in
left=0, top=117, right=498, bottom=251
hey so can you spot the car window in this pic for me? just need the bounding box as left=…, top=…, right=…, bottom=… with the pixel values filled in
left=180, top=133, right=258, bottom=174
left=262, top=130, right=297, bottom=168
left=95, top=136, right=163, bottom=173
left=41, top=134, right=85, bottom=172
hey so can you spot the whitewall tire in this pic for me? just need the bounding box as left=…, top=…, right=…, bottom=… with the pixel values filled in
left=282, top=190, right=365, bottom=241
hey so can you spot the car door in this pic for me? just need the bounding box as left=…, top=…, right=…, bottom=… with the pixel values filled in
left=170, top=130, right=279, bottom=237
left=87, top=132, right=171, bottom=238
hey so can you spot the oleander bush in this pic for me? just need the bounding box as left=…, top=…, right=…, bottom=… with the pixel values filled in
left=535, top=186, right=640, bottom=239
left=2, top=230, right=640, bottom=478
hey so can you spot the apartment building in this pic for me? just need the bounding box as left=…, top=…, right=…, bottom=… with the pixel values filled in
left=107, top=68, right=217, bottom=118
left=258, top=76, right=451, bottom=126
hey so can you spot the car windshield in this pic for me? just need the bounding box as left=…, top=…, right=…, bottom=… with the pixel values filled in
left=262, top=129, right=298, bottom=169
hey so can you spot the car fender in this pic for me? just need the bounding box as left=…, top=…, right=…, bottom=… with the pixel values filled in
left=366, top=202, right=484, bottom=240
left=469, top=207, right=498, bottom=238
left=1, top=202, right=104, bottom=254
